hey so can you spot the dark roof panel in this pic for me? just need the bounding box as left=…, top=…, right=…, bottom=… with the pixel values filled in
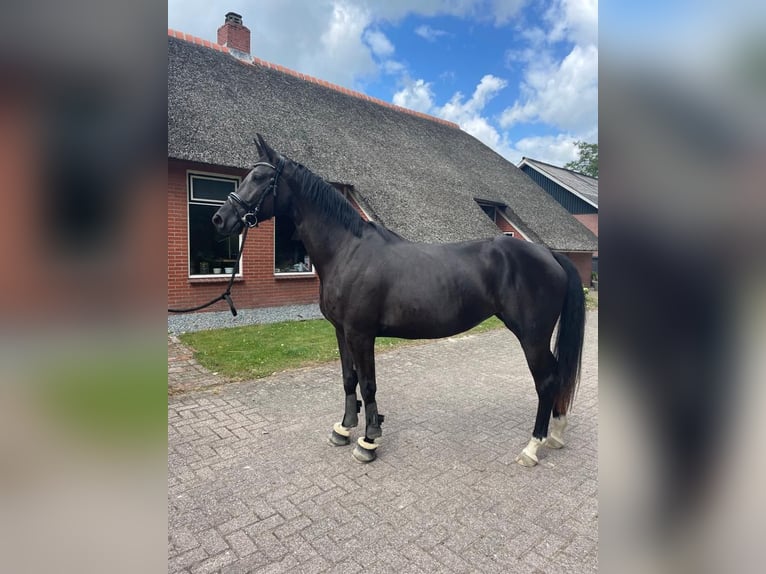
left=520, top=157, right=598, bottom=208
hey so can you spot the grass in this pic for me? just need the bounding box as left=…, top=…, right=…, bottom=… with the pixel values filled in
left=179, top=316, right=505, bottom=381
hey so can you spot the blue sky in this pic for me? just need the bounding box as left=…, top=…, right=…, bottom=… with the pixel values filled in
left=168, top=0, right=597, bottom=166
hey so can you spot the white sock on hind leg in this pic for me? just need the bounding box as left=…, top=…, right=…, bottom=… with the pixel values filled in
left=546, top=415, right=567, bottom=448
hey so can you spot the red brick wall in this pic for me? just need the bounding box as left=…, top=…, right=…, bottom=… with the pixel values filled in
left=494, top=213, right=527, bottom=238
left=168, top=160, right=320, bottom=313
left=574, top=214, right=598, bottom=257
left=574, top=214, right=598, bottom=237
left=557, top=251, right=592, bottom=286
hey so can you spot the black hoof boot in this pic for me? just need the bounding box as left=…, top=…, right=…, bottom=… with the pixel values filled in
left=328, top=423, right=351, bottom=446
left=352, top=437, right=378, bottom=463
left=342, top=395, right=362, bottom=428
left=364, top=402, right=384, bottom=440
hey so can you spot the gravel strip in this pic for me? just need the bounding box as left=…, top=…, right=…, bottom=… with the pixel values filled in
left=168, top=304, right=324, bottom=334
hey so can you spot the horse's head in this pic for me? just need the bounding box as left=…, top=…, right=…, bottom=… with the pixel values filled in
left=212, top=133, right=286, bottom=235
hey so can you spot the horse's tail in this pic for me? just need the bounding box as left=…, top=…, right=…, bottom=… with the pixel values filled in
left=551, top=252, right=586, bottom=413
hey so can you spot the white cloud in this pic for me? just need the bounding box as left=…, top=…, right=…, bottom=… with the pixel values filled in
left=435, top=75, right=510, bottom=153
left=488, top=0, right=529, bottom=25
left=314, top=2, right=377, bottom=84
left=546, top=0, right=598, bottom=47
left=382, top=60, right=407, bottom=74
left=363, top=28, right=395, bottom=57
left=363, top=0, right=526, bottom=26
left=500, top=44, right=598, bottom=133
left=437, top=74, right=508, bottom=120
left=415, top=24, right=449, bottom=41
left=393, top=74, right=517, bottom=160
left=507, top=133, right=580, bottom=165
left=393, top=78, right=435, bottom=112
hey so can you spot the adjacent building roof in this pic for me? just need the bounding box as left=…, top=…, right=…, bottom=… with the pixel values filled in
left=168, top=33, right=597, bottom=251
left=518, top=157, right=598, bottom=209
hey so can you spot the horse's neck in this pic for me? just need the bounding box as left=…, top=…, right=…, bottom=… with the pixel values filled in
left=286, top=169, right=360, bottom=277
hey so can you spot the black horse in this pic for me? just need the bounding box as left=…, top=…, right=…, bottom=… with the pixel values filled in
left=213, top=134, right=585, bottom=465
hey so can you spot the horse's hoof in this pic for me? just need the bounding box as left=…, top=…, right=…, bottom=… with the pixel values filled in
left=352, top=437, right=378, bottom=463
left=352, top=445, right=377, bottom=463
left=328, top=423, right=351, bottom=446
left=329, top=430, right=350, bottom=446
left=544, top=435, right=565, bottom=449
left=516, top=451, right=539, bottom=467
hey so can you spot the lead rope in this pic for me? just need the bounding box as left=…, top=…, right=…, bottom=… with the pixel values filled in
left=168, top=225, right=249, bottom=317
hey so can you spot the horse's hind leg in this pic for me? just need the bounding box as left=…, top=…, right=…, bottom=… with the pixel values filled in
left=517, top=341, right=559, bottom=467
left=546, top=402, right=569, bottom=450
left=328, top=327, right=361, bottom=446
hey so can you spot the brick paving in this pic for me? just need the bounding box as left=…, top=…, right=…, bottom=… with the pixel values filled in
left=169, top=312, right=598, bottom=573
left=169, top=335, right=226, bottom=394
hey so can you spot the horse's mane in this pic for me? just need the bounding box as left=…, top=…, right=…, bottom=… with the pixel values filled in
left=369, top=221, right=405, bottom=242
left=290, top=161, right=366, bottom=237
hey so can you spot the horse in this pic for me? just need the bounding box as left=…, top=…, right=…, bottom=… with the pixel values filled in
left=212, top=134, right=586, bottom=466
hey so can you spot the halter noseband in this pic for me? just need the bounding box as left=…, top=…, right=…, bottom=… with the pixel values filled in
left=228, top=157, right=285, bottom=228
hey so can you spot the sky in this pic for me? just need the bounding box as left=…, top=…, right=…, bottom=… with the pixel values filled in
left=167, top=0, right=598, bottom=167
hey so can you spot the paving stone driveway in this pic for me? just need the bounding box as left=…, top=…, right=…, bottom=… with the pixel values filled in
left=168, top=312, right=598, bottom=573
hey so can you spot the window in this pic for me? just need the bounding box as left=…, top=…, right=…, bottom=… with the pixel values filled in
left=272, top=183, right=358, bottom=276
left=479, top=203, right=497, bottom=222
left=274, top=216, right=313, bottom=274
left=187, top=172, right=241, bottom=277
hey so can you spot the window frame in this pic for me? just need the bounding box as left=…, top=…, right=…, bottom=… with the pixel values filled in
left=187, top=170, right=242, bottom=279
left=477, top=201, right=499, bottom=223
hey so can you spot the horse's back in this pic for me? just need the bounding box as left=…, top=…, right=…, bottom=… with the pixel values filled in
left=356, top=236, right=560, bottom=339
left=326, top=232, right=568, bottom=340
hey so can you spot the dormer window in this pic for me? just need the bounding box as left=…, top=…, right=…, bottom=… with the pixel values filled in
left=475, top=199, right=529, bottom=240
left=475, top=199, right=506, bottom=224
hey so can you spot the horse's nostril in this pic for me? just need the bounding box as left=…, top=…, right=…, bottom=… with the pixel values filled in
left=212, top=213, right=222, bottom=226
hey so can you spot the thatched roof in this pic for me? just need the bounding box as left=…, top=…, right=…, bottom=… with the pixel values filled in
left=168, top=34, right=597, bottom=251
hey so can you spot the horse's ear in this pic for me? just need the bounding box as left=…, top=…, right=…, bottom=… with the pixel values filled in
left=256, top=133, right=276, bottom=162
left=253, top=134, right=265, bottom=158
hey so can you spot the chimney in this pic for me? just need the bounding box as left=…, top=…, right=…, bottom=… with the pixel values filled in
left=217, top=12, right=250, bottom=55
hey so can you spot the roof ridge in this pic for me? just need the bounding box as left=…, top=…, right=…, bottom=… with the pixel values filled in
left=168, top=28, right=460, bottom=130
left=523, top=156, right=597, bottom=181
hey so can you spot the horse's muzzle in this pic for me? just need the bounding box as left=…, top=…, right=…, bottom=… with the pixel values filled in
left=211, top=206, right=241, bottom=236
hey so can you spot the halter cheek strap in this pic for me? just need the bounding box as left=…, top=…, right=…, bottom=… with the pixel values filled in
left=228, top=157, right=285, bottom=228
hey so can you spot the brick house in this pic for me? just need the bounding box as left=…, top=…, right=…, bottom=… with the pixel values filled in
left=518, top=157, right=599, bottom=276
left=168, top=14, right=598, bottom=314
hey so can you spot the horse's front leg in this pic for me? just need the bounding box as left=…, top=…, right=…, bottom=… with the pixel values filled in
left=328, top=327, right=361, bottom=446
left=346, top=333, right=383, bottom=463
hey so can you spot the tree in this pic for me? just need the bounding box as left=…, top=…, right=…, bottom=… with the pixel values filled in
left=565, top=141, right=598, bottom=178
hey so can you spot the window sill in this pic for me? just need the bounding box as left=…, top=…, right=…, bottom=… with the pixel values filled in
left=188, top=276, right=244, bottom=284
left=274, top=272, right=317, bottom=279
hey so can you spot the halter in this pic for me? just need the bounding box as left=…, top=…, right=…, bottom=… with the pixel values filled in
left=228, top=157, right=285, bottom=228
